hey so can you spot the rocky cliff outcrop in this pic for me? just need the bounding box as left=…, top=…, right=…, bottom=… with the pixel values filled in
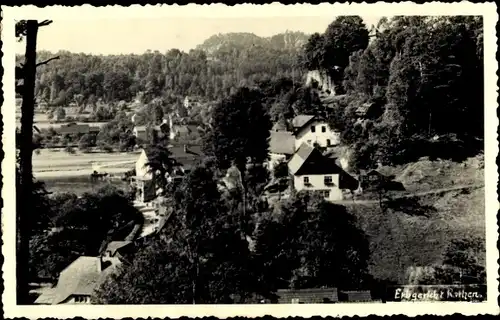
left=305, top=70, right=336, bottom=96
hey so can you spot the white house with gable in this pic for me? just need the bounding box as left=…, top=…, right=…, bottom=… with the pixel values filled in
left=288, top=143, right=358, bottom=201
left=292, top=115, right=340, bottom=150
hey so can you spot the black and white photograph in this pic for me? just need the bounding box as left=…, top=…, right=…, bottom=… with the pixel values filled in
left=1, top=2, right=498, bottom=318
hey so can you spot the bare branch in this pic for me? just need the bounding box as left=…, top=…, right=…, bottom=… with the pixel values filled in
left=38, top=20, right=53, bottom=27
left=36, top=56, right=60, bottom=68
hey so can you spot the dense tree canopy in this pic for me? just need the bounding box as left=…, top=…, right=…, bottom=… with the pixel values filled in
left=29, top=185, right=142, bottom=281
left=203, top=87, right=272, bottom=171
left=328, top=16, right=484, bottom=170
left=22, top=32, right=307, bottom=110
left=254, top=192, right=370, bottom=292
left=94, top=165, right=259, bottom=304
left=300, top=16, right=369, bottom=93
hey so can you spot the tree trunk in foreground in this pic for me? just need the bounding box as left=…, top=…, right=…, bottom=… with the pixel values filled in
left=17, top=20, right=38, bottom=305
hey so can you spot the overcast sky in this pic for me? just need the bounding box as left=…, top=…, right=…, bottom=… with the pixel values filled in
left=16, top=15, right=382, bottom=55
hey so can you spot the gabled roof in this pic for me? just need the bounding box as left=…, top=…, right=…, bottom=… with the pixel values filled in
left=170, top=145, right=203, bottom=170
left=276, top=288, right=339, bottom=304
left=288, top=143, right=316, bottom=175
left=34, top=287, right=57, bottom=305
left=339, top=290, right=372, bottom=302
left=288, top=143, right=359, bottom=190
left=269, top=131, right=295, bottom=155
left=104, top=241, right=132, bottom=257
left=292, top=115, right=315, bottom=129
left=52, top=256, right=121, bottom=304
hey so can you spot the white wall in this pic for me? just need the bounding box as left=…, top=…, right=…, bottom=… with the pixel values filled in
left=294, top=173, right=343, bottom=201
left=135, top=150, right=152, bottom=180
left=267, top=153, right=287, bottom=171
left=295, top=120, right=340, bottom=150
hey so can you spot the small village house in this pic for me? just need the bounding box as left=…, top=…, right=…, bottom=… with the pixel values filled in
left=288, top=143, right=358, bottom=201
left=133, top=149, right=156, bottom=203
left=338, top=290, right=374, bottom=303
left=183, top=96, right=203, bottom=112
left=101, top=241, right=134, bottom=262
left=292, top=115, right=340, bottom=150
left=133, top=144, right=203, bottom=202
left=133, top=125, right=148, bottom=142
left=267, top=129, right=295, bottom=172
left=274, top=288, right=339, bottom=304
left=34, top=256, right=121, bottom=305
left=58, top=123, right=100, bottom=135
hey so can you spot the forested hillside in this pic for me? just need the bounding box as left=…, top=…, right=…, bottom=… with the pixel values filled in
left=23, top=31, right=306, bottom=109
left=299, top=16, right=483, bottom=170
left=196, top=31, right=308, bottom=54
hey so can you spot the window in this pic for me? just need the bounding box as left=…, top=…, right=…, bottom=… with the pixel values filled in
left=326, top=139, right=331, bottom=147
left=303, top=176, right=310, bottom=185
left=319, top=190, right=331, bottom=198
left=74, top=295, right=88, bottom=303
left=311, top=125, right=316, bottom=133
left=324, top=176, right=333, bottom=185
left=322, top=126, right=326, bottom=133
left=291, top=298, right=300, bottom=304
left=307, top=140, right=312, bottom=144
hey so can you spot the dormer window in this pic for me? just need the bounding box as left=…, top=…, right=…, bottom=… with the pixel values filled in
left=311, top=125, right=316, bottom=133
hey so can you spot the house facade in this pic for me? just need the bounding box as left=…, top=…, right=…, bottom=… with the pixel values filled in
left=133, top=126, right=148, bottom=142
left=134, top=149, right=156, bottom=203
left=288, top=143, right=358, bottom=201
left=293, top=172, right=343, bottom=201
left=293, top=115, right=340, bottom=150
left=267, top=130, right=295, bottom=172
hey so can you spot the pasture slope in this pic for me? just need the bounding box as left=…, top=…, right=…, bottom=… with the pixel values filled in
left=347, top=154, right=485, bottom=284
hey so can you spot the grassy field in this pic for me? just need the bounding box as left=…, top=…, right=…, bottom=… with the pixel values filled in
left=41, top=175, right=131, bottom=195
left=33, top=149, right=140, bottom=178
left=346, top=155, right=485, bottom=284
left=16, top=112, right=107, bottom=130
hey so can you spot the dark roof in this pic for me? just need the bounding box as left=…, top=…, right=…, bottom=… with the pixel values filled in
left=173, top=124, right=200, bottom=135
left=292, top=115, right=315, bottom=129
left=364, top=169, right=384, bottom=177
left=339, top=290, right=372, bottom=302
left=289, top=143, right=342, bottom=175
left=51, top=256, right=121, bottom=304
left=276, top=288, right=339, bottom=304
left=58, top=123, right=92, bottom=134
left=269, top=131, right=295, bottom=155
left=170, top=145, right=203, bottom=169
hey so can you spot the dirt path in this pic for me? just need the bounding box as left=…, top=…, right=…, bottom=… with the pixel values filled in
left=335, top=184, right=483, bottom=205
